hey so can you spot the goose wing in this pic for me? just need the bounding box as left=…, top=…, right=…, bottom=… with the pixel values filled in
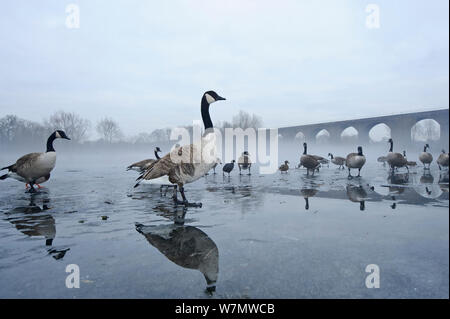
left=15, top=153, right=42, bottom=176
left=136, top=144, right=197, bottom=185
left=127, top=159, right=156, bottom=171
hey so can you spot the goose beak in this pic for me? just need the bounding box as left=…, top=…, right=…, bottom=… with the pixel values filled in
left=65, top=137, right=71, bottom=140
left=216, top=95, right=226, bottom=101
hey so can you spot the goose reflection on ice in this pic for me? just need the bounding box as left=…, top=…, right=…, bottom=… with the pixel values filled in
left=4, top=195, right=55, bottom=246
left=414, top=171, right=443, bottom=199
left=439, top=171, right=449, bottom=193
left=300, top=188, right=318, bottom=210
left=346, top=184, right=367, bottom=211
left=135, top=218, right=219, bottom=294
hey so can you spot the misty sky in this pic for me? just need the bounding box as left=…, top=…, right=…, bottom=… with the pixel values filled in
left=0, top=0, right=448, bottom=137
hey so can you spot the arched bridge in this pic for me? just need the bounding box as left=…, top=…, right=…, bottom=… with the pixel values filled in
left=278, top=109, right=449, bottom=145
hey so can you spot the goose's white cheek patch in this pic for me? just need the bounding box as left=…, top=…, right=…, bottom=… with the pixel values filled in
left=205, top=93, right=215, bottom=104
left=55, top=131, right=61, bottom=138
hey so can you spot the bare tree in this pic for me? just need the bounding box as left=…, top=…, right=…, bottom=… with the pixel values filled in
left=96, top=117, right=123, bottom=143
left=44, top=111, right=91, bottom=142
left=231, top=111, right=263, bottom=130
left=0, top=115, right=47, bottom=148
left=217, top=111, right=263, bottom=132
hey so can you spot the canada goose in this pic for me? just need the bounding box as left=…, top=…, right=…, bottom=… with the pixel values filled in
left=238, top=151, right=252, bottom=175
left=222, top=160, right=235, bottom=177
left=386, top=138, right=408, bottom=172
left=206, top=158, right=222, bottom=175
left=0, top=130, right=70, bottom=192
left=402, top=151, right=417, bottom=167
left=418, top=144, right=433, bottom=169
left=300, top=143, right=320, bottom=176
left=377, top=156, right=387, bottom=166
left=135, top=91, right=226, bottom=207
left=279, top=160, right=289, bottom=173
left=346, top=184, right=367, bottom=211
left=345, top=146, right=366, bottom=178
left=437, top=149, right=449, bottom=170
left=127, top=147, right=162, bottom=172
left=328, top=153, right=345, bottom=169
left=136, top=222, right=219, bottom=293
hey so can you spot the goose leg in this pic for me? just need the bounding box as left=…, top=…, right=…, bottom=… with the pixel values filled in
left=357, top=168, right=361, bottom=177
left=27, top=183, right=37, bottom=193
left=213, top=167, right=216, bottom=175
left=178, top=186, right=202, bottom=208
left=248, top=166, right=251, bottom=175
left=239, top=166, right=242, bottom=175
left=348, top=168, right=353, bottom=179
left=172, top=185, right=178, bottom=201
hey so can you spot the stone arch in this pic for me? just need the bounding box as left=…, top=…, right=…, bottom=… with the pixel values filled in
left=340, top=126, right=359, bottom=142
left=411, top=119, right=440, bottom=142
left=315, top=129, right=330, bottom=144
left=369, top=123, right=391, bottom=143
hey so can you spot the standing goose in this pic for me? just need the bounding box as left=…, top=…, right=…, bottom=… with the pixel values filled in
left=328, top=153, right=345, bottom=169
left=279, top=160, right=289, bottom=173
left=134, top=91, right=226, bottom=207
left=0, top=130, right=70, bottom=192
left=237, top=151, right=252, bottom=175
left=300, top=142, right=320, bottom=176
left=437, top=150, right=449, bottom=170
left=345, top=146, right=366, bottom=178
left=419, top=144, right=433, bottom=169
left=386, top=138, right=408, bottom=172
left=127, top=147, right=162, bottom=172
left=206, top=157, right=222, bottom=175
left=222, top=160, right=235, bottom=177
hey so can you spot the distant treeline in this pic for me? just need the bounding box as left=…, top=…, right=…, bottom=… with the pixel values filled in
left=0, top=110, right=263, bottom=152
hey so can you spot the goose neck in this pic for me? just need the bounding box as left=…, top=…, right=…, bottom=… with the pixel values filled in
left=46, top=133, right=56, bottom=152
left=201, top=97, right=213, bottom=130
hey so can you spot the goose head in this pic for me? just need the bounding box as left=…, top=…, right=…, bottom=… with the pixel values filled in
left=243, top=151, right=249, bottom=155
left=203, top=91, right=226, bottom=104
left=442, top=149, right=446, bottom=154
left=54, top=130, right=70, bottom=140
left=285, top=160, right=289, bottom=164
left=155, top=147, right=161, bottom=153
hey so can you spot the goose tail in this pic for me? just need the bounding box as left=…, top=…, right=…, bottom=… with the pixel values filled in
left=0, top=173, right=9, bottom=180
left=1, top=164, right=13, bottom=171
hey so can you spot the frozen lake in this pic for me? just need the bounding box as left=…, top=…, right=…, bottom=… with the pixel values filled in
left=0, top=151, right=448, bottom=298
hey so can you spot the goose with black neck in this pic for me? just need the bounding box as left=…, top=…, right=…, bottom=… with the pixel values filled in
left=0, top=130, right=70, bottom=192
left=135, top=91, right=226, bottom=207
